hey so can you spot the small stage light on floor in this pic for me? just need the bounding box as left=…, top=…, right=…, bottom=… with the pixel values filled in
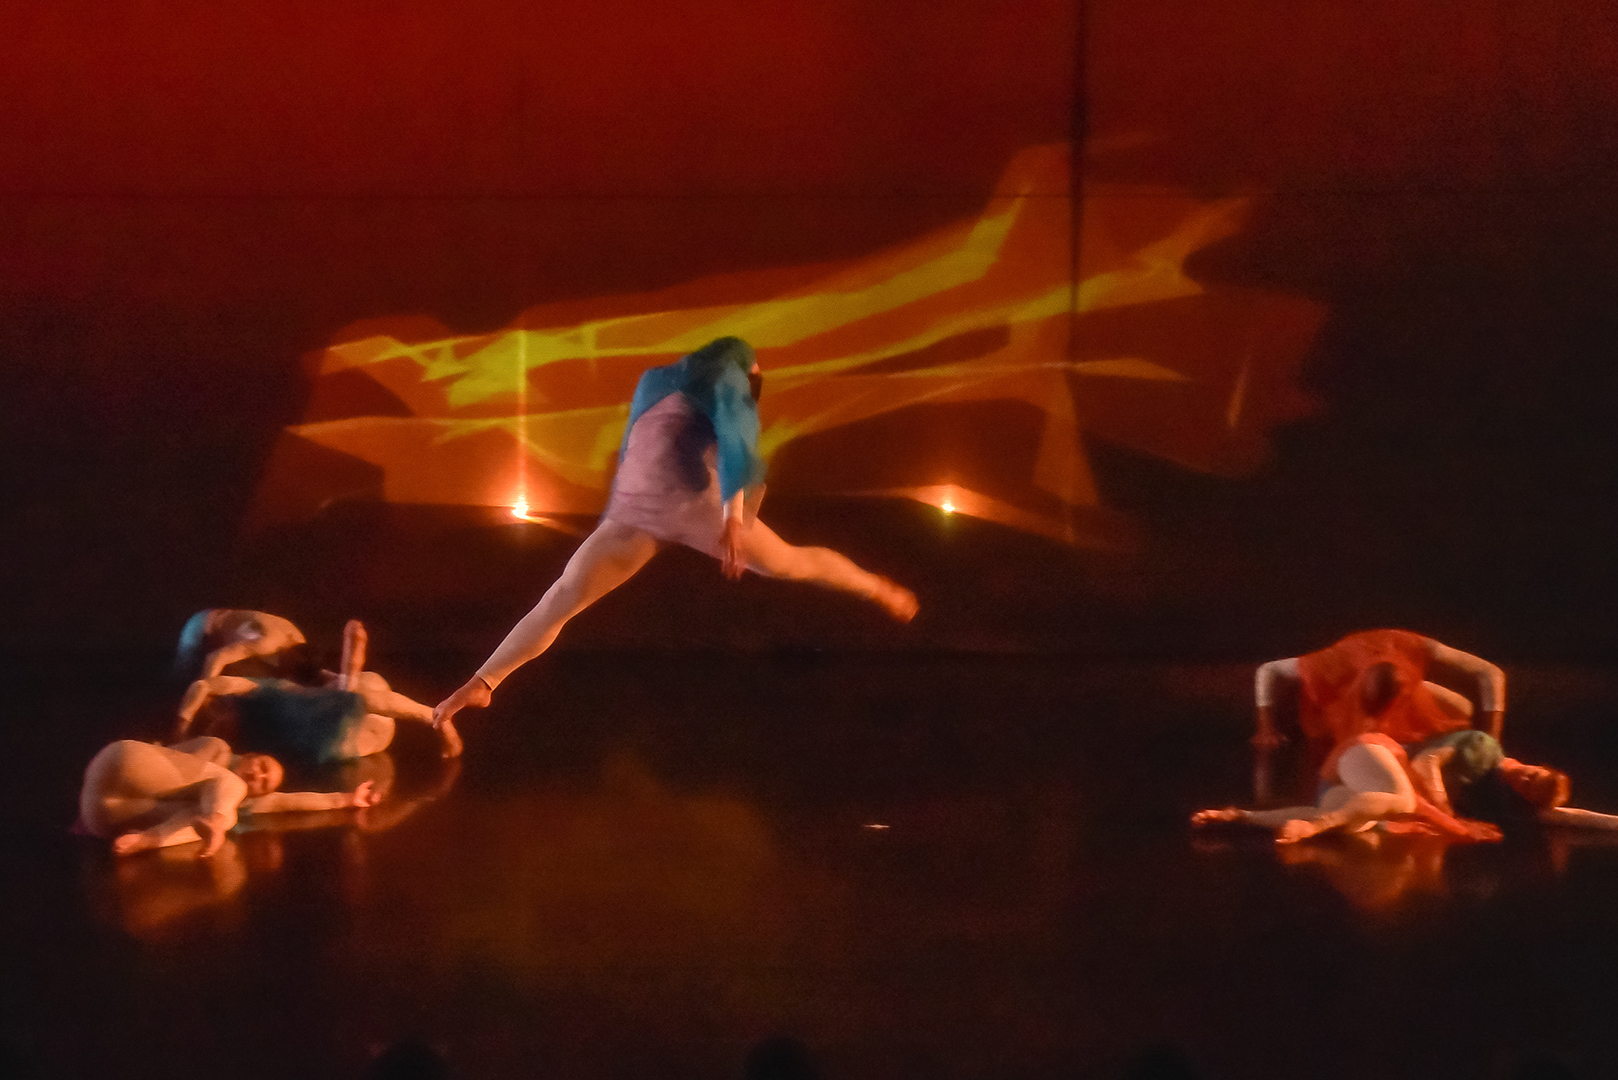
left=512, top=499, right=529, bottom=519
left=940, top=500, right=955, bottom=515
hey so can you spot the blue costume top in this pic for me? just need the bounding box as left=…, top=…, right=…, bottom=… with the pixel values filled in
left=234, top=679, right=367, bottom=766
left=620, top=336, right=765, bottom=503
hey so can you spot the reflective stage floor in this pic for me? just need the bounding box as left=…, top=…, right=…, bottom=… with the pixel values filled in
left=5, top=653, right=1618, bottom=1080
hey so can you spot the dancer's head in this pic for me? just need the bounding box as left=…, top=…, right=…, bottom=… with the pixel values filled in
left=1496, top=757, right=1571, bottom=809
left=1359, top=661, right=1407, bottom=716
left=232, top=753, right=284, bottom=797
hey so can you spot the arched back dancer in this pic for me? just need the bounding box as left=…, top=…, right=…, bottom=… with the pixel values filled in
left=433, top=337, right=918, bottom=729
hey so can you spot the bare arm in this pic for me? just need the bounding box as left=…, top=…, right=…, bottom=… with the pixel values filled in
left=1539, top=806, right=1618, bottom=830
left=245, top=780, right=382, bottom=815
left=1406, top=746, right=1456, bottom=814
left=174, top=675, right=260, bottom=740
left=1253, top=658, right=1299, bottom=748
left=1425, top=639, right=1506, bottom=738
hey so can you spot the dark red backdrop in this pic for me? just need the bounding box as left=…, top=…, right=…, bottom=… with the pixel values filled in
left=3, top=1, right=1617, bottom=660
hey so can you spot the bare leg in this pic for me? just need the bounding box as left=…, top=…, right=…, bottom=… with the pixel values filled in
left=1193, top=742, right=1418, bottom=844
left=1541, top=807, right=1618, bottom=830
left=433, top=520, right=663, bottom=726
left=345, top=684, right=459, bottom=758
left=741, top=519, right=918, bottom=621
left=338, top=619, right=367, bottom=691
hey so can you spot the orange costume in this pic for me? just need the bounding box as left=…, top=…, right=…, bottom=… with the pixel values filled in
left=1297, top=629, right=1472, bottom=749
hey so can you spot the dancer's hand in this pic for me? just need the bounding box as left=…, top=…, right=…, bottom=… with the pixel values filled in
left=348, top=780, right=383, bottom=808
left=1251, top=706, right=1285, bottom=749
left=721, top=517, right=748, bottom=580
left=434, top=676, right=492, bottom=729
left=194, top=813, right=231, bottom=857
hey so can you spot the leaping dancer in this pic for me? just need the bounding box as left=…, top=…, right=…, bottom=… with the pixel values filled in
left=433, top=337, right=918, bottom=730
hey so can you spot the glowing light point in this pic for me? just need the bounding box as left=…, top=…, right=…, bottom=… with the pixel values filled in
left=512, top=499, right=529, bottom=519
left=940, top=500, right=956, bottom=515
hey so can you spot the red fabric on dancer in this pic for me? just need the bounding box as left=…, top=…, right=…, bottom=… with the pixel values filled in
left=1298, top=629, right=1470, bottom=747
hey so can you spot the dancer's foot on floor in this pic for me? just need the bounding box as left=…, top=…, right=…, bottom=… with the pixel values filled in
left=433, top=675, right=492, bottom=731
left=1190, top=807, right=1247, bottom=827
left=872, top=577, right=919, bottom=623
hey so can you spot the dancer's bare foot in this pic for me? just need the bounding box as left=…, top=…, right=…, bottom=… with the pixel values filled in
left=1191, top=807, right=1247, bottom=827
left=871, top=576, right=919, bottom=622
left=1276, top=818, right=1322, bottom=845
left=433, top=675, right=491, bottom=732
left=436, top=715, right=463, bottom=759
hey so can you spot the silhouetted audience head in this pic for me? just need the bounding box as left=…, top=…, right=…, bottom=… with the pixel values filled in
left=1121, top=1043, right=1203, bottom=1080
left=366, top=1039, right=449, bottom=1080
left=0, top=1040, right=29, bottom=1080
left=743, top=1035, right=821, bottom=1080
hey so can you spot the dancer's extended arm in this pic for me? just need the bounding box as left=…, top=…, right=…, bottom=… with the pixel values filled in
left=1424, top=639, right=1506, bottom=738
left=174, top=675, right=260, bottom=740
left=246, top=780, right=382, bottom=815
left=1253, top=657, right=1299, bottom=748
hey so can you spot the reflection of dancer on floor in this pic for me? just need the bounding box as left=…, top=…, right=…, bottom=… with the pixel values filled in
left=433, top=337, right=919, bottom=728
left=177, top=620, right=462, bottom=760
left=80, top=737, right=382, bottom=857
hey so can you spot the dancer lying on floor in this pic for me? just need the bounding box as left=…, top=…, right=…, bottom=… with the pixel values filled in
left=1195, top=732, right=1504, bottom=844
left=177, top=621, right=461, bottom=760
left=173, top=609, right=313, bottom=682
left=80, top=736, right=382, bottom=857
left=1252, top=629, right=1506, bottom=749
left=1196, top=729, right=1618, bottom=843
left=433, top=336, right=919, bottom=728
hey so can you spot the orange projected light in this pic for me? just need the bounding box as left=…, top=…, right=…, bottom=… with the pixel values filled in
left=250, top=145, right=1321, bottom=546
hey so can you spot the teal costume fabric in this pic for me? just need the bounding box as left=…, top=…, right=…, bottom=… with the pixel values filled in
left=235, top=680, right=367, bottom=765
left=620, top=337, right=764, bottom=503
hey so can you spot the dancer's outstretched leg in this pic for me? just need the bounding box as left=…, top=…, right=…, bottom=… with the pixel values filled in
left=340, top=683, right=457, bottom=759
left=741, top=520, right=918, bottom=621
left=433, top=520, right=662, bottom=726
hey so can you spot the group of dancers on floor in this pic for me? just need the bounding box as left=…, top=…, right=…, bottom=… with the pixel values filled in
left=74, top=337, right=1616, bottom=856
left=1193, top=628, right=1618, bottom=843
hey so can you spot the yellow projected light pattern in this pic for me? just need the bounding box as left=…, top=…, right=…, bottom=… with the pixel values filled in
left=251, top=145, right=1323, bottom=545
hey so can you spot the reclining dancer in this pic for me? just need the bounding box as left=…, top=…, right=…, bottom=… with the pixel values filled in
left=177, top=620, right=462, bottom=761
left=433, top=336, right=919, bottom=729
left=80, top=736, right=382, bottom=857
left=173, top=609, right=311, bottom=682
left=1195, top=728, right=1618, bottom=843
